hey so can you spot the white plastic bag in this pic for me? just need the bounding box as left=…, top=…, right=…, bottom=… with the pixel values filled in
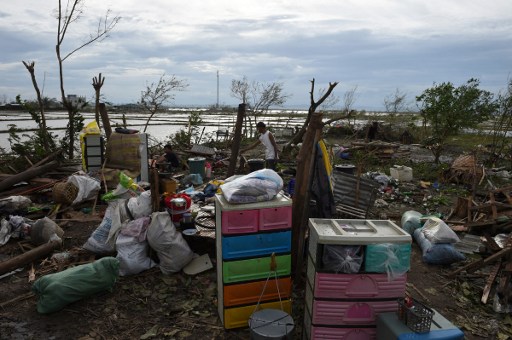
left=422, top=217, right=460, bottom=244
left=220, top=169, right=283, bottom=203
left=146, top=212, right=194, bottom=274
left=67, top=175, right=101, bottom=205
left=126, top=191, right=152, bottom=219
left=115, top=234, right=156, bottom=276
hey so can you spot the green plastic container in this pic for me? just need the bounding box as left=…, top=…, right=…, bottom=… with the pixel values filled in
left=223, top=254, right=291, bottom=284
left=188, top=157, right=206, bottom=178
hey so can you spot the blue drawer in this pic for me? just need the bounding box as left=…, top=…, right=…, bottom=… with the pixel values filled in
left=222, top=230, right=291, bottom=260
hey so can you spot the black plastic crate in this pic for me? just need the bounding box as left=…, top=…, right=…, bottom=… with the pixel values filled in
left=397, top=297, right=434, bottom=333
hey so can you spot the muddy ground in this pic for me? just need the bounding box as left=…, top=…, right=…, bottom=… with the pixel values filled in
left=1, top=143, right=511, bottom=339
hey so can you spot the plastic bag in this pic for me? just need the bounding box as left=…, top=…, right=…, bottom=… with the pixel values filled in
left=322, top=245, right=363, bottom=273
left=0, top=196, right=32, bottom=214
left=83, top=201, right=131, bottom=254
left=32, top=257, right=119, bottom=314
left=67, top=175, right=101, bottom=205
left=120, top=217, right=150, bottom=242
left=115, top=234, right=156, bottom=276
left=220, top=169, right=283, bottom=203
left=422, top=217, right=460, bottom=244
left=83, top=120, right=101, bottom=134
left=146, top=212, right=195, bottom=274
left=413, top=228, right=465, bottom=265
left=365, top=243, right=411, bottom=280
left=126, top=191, right=152, bottom=219
left=31, top=217, right=64, bottom=245
left=401, top=210, right=423, bottom=235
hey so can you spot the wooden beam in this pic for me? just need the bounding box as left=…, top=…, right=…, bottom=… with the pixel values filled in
left=0, top=160, right=59, bottom=193
left=0, top=240, right=61, bottom=276
left=99, top=103, right=112, bottom=140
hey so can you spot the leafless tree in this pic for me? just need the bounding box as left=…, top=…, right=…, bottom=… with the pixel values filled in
left=55, top=0, right=120, bottom=158
left=22, top=61, right=50, bottom=150
left=92, top=73, right=105, bottom=128
left=384, top=88, right=408, bottom=114
left=139, top=74, right=189, bottom=132
left=231, top=76, right=290, bottom=137
left=284, top=80, right=343, bottom=152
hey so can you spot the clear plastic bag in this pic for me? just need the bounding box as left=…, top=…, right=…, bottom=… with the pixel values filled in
left=322, top=245, right=363, bottom=273
left=401, top=210, right=423, bottom=235
left=422, top=217, right=460, bottom=244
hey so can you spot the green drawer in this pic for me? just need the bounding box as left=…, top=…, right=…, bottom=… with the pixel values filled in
left=223, top=254, right=291, bottom=284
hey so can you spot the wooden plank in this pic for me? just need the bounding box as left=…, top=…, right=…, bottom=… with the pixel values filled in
left=481, top=261, right=501, bottom=304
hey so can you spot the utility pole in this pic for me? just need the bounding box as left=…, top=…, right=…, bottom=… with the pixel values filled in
left=216, top=70, right=220, bottom=108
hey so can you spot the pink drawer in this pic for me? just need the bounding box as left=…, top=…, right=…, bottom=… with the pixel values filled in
left=259, top=206, right=291, bottom=231
left=314, top=273, right=406, bottom=299
left=221, top=209, right=258, bottom=234
left=312, top=300, right=397, bottom=326
left=311, top=326, right=376, bottom=340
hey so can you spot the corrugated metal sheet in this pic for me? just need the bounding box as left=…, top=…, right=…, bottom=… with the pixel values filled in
left=332, top=171, right=378, bottom=218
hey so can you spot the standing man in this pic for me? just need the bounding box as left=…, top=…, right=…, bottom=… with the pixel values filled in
left=241, top=122, right=279, bottom=170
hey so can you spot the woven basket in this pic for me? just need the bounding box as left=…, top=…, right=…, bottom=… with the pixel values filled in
left=53, top=182, right=79, bottom=205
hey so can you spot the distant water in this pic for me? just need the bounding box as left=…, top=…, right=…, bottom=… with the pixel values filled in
left=0, top=109, right=309, bottom=152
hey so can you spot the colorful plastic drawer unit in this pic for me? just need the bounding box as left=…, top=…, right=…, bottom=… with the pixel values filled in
left=223, top=299, right=291, bottom=329
left=223, top=277, right=292, bottom=307
left=222, top=231, right=291, bottom=260
left=222, top=254, right=291, bottom=284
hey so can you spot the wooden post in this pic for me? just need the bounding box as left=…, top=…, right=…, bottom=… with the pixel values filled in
left=150, top=167, right=160, bottom=212
left=292, top=111, right=324, bottom=283
left=99, top=103, right=112, bottom=140
left=227, top=104, right=245, bottom=178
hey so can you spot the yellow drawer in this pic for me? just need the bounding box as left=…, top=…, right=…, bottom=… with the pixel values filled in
left=223, top=299, right=292, bottom=329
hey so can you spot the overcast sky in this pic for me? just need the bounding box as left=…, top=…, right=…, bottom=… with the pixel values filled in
left=0, top=0, right=511, bottom=110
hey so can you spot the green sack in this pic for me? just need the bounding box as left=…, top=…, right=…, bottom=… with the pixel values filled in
left=32, top=257, right=120, bottom=314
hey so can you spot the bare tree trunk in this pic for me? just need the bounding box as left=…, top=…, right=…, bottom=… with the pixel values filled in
left=22, top=61, right=49, bottom=150
left=92, top=73, right=105, bottom=128
left=284, top=80, right=339, bottom=153
left=290, top=79, right=338, bottom=281
left=227, top=104, right=246, bottom=177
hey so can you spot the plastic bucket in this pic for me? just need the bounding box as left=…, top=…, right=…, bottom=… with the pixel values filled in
left=334, top=164, right=356, bottom=175
left=248, top=159, right=265, bottom=172
left=188, top=157, right=206, bottom=178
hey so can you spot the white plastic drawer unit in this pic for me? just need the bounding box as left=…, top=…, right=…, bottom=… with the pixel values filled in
left=308, top=218, right=411, bottom=260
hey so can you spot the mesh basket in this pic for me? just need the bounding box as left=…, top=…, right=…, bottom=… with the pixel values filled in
left=52, top=182, right=79, bottom=205
left=397, top=297, right=434, bottom=333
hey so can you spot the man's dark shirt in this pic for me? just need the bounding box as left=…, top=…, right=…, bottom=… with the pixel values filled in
left=165, top=152, right=180, bottom=168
